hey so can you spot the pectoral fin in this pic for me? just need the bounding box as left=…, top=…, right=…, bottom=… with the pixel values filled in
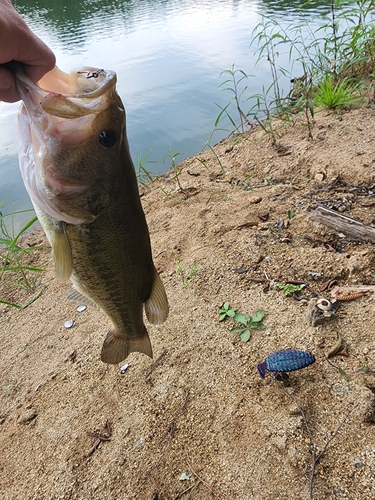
left=51, top=222, right=73, bottom=280
left=145, top=266, right=169, bottom=325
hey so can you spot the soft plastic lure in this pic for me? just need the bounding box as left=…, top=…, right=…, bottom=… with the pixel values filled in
left=257, top=349, right=315, bottom=379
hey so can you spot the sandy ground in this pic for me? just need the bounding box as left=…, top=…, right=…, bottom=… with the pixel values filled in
left=1, top=105, right=375, bottom=500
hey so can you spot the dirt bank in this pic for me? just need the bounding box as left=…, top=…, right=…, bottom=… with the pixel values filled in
left=1, top=105, right=375, bottom=499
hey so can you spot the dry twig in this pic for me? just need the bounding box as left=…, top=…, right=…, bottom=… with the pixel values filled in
left=187, top=460, right=218, bottom=497
left=174, top=480, right=201, bottom=499
left=277, top=383, right=357, bottom=500
left=148, top=390, right=190, bottom=475
left=86, top=420, right=112, bottom=457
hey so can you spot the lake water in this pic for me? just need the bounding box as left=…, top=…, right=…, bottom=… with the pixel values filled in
left=0, top=0, right=345, bottom=230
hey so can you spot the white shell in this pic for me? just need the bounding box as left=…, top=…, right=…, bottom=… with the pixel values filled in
left=64, top=319, right=74, bottom=329
left=76, top=305, right=87, bottom=312
left=120, top=363, right=129, bottom=374
left=316, top=298, right=332, bottom=311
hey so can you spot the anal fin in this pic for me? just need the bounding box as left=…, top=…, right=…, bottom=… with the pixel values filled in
left=66, top=284, right=97, bottom=308
left=145, top=266, right=169, bottom=325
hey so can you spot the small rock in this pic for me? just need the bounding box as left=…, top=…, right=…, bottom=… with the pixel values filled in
left=314, top=172, right=325, bottom=182
left=353, top=459, right=363, bottom=468
left=64, top=319, right=74, bottom=329
left=247, top=194, right=262, bottom=204
left=76, top=305, right=87, bottom=313
left=18, top=408, right=37, bottom=425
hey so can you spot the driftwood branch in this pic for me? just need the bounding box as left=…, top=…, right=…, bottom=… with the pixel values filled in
left=311, top=207, right=375, bottom=243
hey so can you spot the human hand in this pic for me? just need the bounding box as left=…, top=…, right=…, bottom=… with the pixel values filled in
left=0, top=0, right=56, bottom=102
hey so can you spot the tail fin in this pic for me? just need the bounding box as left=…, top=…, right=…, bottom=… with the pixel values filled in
left=100, top=327, right=153, bottom=365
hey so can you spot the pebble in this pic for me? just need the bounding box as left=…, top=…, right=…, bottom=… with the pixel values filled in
left=120, top=363, right=129, bottom=374
left=247, top=194, right=262, bottom=204
left=18, top=408, right=37, bottom=425
left=353, top=459, right=363, bottom=468
left=64, top=320, right=74, bottom=329
left=76, top=305, right=87, bottom=313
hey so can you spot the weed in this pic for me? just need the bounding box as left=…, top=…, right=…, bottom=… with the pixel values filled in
left=0, top=203, right=46, bottom=308
left=230, top=309, right=265, bottom=342
left=206, top=144, right=226, bottom=172
left=175, top=257, right=198, bottom=287
left=276, top=283, right=304, bottom=296
left=206, top=189, right=221, bottom=206
left=218, top=302, right=238, bottom=321
left=219, top=304, right=266, bottom=342
left=163, top=149, right=185, bottom=192
left=137, top=149, right=159, bottom=186
left=217, top=65, right=254, bottom=133
left=314, top=77, right=362, bottom=108
left=212, top=1, right=375, bottom=145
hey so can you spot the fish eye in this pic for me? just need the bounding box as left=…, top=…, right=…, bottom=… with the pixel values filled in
left=99, top=130, right=117, bottom=148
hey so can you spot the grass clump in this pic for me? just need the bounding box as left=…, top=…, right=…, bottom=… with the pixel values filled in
left=0, top=203, right=46, bottom=309
left=314, top=77, right=363, bottom=108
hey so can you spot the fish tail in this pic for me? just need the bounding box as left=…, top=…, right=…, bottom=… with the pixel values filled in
left=100, top=327, right=153, bottom=365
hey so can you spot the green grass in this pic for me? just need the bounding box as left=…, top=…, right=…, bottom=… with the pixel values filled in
left=0, top=203, right=46, bottom=308
left=314, top=77, right=363, bottom=109
left=208, top=0, right=375, bottom=148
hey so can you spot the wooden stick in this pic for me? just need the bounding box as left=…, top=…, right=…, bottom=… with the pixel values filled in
left=311, top=206, right=375, bottom=243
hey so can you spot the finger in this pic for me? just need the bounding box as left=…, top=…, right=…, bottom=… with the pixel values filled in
left=13, top=31, right=56, bottom=83
left=0, top=67, right=19, bottom=102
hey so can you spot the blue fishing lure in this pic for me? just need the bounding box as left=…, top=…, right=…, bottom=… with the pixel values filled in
left=257, top=349, right=315, bottom=379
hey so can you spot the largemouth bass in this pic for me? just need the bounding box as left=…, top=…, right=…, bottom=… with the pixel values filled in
left=14, top=64, right=169, bottom=364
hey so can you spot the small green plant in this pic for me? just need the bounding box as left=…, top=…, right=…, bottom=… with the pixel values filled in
left=175, top=257, right=198, bottom=287
left=218, top=302, right=238, bottom=321
left=314, top=77, right=362, bottom=109
left=163, top=149, right=185, bottom=191
left=263, top=176, right=272, bottom=185
left=216, top=65, right=254, bottom=134
left=338, top=367, right=350, bottom=382
left=137, top=148, right=159, bottom=186
left=276, top=283, right=304, bottom=296
left=287, top=210, right=295, bottom=220
left=219, top=304, right=266, bottom=342
left=230, top=309, right=266, bottom=342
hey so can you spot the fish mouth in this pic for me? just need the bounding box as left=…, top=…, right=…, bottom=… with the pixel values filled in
left=14, top=64, right=118, bottom=146
left=15, top=64, right=119, bottom=224
left=14, top=64, right=117, bottom=119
